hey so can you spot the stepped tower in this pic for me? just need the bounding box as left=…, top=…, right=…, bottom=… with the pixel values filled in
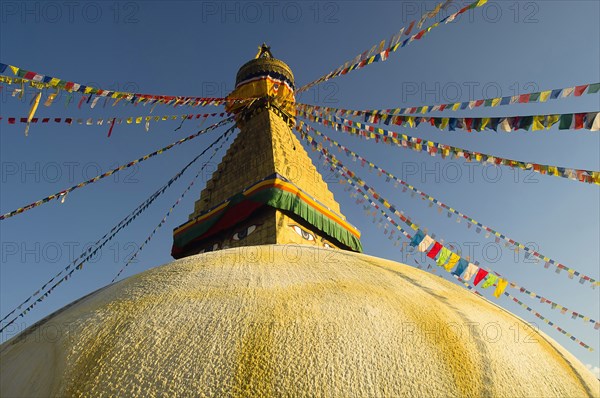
left=172, top=44, right=362, bottom=258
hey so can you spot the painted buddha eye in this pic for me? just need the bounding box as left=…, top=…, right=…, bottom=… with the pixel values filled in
left=233, top=225, right=257, bottom=241
left=292, top=225, right=314, bottom=241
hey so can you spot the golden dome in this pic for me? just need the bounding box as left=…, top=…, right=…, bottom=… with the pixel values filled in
left=1, top=246, right=598, bottom=397
left=235, top=43, right=295, bottom=89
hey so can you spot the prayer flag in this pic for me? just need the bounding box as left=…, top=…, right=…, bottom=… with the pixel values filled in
left=474, top=269, right=489, bottom=286
left=463, top=263, right=479, bottom=281
left=444, top=253, right=460, bottom=271
left=493, top=278, right=508, bottom=298
left=481, top=274, right=497, bottom=289
left=426, top=242, right=443, bottom=259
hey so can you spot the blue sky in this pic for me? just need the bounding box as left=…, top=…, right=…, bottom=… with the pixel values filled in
left=1, top=1, right=599, bottom=373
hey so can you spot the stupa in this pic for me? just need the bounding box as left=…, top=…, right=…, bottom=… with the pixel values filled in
left=1, top=46, right=598, bottom=398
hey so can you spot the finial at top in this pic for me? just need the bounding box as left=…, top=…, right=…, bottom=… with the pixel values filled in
left=255, top=43, right=273, bottom=59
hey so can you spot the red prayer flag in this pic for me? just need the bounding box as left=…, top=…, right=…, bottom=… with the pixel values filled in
left=107, top=118, right=116, bottom=137
left=414, top=29, right=426, bottom=40
left=465, top=118, right=473, bottom=132
left=458, top=5, right=470, bottom=14
left=574, top=85, right=588, bottom=96
left=405, top=20, right=415, bottom=36
left=8, top=118, right=15, bottom=124
left=518, top=94, right=530, bottom=103
left=574, top=113, right=585, bottom=130
left=24, top=71, right=36, bottom=80
left=426, top=242, right=443, bottom=259
left=474, top=269, right=489, bottom=286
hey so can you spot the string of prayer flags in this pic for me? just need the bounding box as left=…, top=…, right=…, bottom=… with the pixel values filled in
left=298, top=122, right=599, bottom=288
left=326, top=149, right=596, bottom=350
left=405, top=218, right=599, bottom=328
left=1, top=112, right=229, bottom=131
left=296, top=0, right=488, bottom=93
left=0, top=117, right=234, bottom=221
left=111, top=126, right=236, bottom=282
left=296, top=82, right=600, bottom=117
left=298, top=111, right=600, bottom=185
left=0, top=67, right=253, bottom=109
left=405, top=230, right=595, bottom=351
left=301, top=122, right=600, bottom=329
left=486, top=269, right=599, bottom=327
left=504, top=292, right=594, bottom=351
left=0, top=129, right=236, bottom=332
left=300, top=105, right=600, bottom=133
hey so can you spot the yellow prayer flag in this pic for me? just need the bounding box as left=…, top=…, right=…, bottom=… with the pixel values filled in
left=546, top=114, right=559, bottom=129
left=481, top=118, right=490, bottom=130
left=49, top=77, right=61, bottom=87
left=540, top=91, right=551, bottom=102
left=44, top=89, right=58, bottom=107
left=24, top=92, right=42, bottom=136
left=440, top=118, right=449, bottom=129
left=444, top=253, right=460, bottom=271
left=452, top=103, right=460, bottom=111
left=135, top=117, right=142, bottom=124
left=493, top=278, right=508, bottom=298
left=491, top=97, right=501, bottom=107
left=476, top=0, right=488, bottom=6
left=532, top=116, right=545, bottom=131
left=9, top=65, right=19, bottom=75
left=126, top=117, right=133, bottom=124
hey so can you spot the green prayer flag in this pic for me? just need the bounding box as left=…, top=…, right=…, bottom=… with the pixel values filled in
left=481, top=274, right=497, bottom=288
left=559, top=114, right=573, bottom=130
left=436, top=248, right=452, bottom=266
left=484, top=99, right=493, bottom=107
left=529, top=92, right=541, bottom=102
left=519, top=116, right=533, bottom=131
left=588, top=83, right=600, bottom=94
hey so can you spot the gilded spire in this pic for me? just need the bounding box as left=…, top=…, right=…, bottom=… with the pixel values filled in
left=255, top=43, right=273, bottom=58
